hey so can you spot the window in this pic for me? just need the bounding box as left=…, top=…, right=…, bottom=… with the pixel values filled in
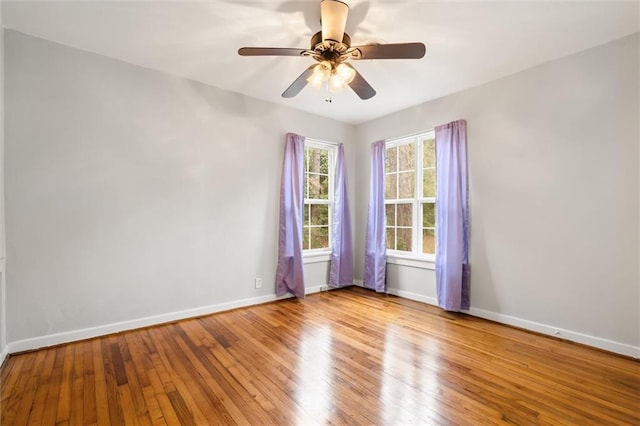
left=385, top=131, right=436, bottom=258
left=303, top=140, right=335, bottom=253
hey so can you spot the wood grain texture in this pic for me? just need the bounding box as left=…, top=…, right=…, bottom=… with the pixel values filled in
left=1, top=287, right=639, bottom=425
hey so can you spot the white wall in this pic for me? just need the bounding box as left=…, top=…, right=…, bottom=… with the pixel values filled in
left=355, top=34, right=639, bottom=356
left=0, top=13, right=7, bottom=364
left=4, top=30, right=355, bottom=347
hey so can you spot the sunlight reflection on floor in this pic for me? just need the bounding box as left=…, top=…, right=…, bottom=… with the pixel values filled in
left=294, top=324, right=334, bottom=424
left=382, top=325, right=442, bottom=424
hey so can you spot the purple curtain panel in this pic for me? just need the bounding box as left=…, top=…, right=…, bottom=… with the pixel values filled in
left=364, top=140, right=387, bottom=293
left=329, top=143, right=354, bottom=287
left=275, top=133, right=306, bottom=298
left=435, top=120, right=470, bottom=311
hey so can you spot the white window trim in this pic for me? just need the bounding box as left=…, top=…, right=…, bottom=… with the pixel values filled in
left=385, top=130, right=436, bottom=265
left=303, top=139, right=338, bottom=258
left=387, top=254, right=435, bottom=270
left=303, top=250, right=332, bottom=264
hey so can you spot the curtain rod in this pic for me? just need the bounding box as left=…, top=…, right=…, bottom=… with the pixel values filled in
left=383, top=128, right=435, bottom=144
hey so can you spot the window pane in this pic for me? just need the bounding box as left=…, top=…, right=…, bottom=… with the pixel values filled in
left=423, top=168, right=436, bottom=198
left=302, top=142, right=334, bottom=253
left=398, top=143, right=415, bottom=171
left=398, top=171, right=415, bottom=198
left=385, top=204, right=396, bottom=226
left=385, top=173, right=397, bottom=199
left=304, top=171, right=309, bottom=198
left=385, top=146, right=397, bottom=173
left=309, top=149, right=317, bottom=173
left=319, top=149, right=329, bottom=174
left=310, top=204, right=329, bottom=226
left=422, top=202, right=435, bottom=227
left=308, top=148, right=328, bottom=174
left=386, top=227, right=395, bottom=250
left=308, top=174, right=329, bottom=199
left=308, top=174, right=319, bottom=198
left=319, top=175, right=329, bottom=199
left=397, top=228, right=412, bottom=252
left=423, top=138, right=436, bottom=168
left=422, top=229, right=435, bottom=254
left=304, top=147, right=310, bottom=172
left=397, top=203, right=412, bottom=227
left=310, top=226, right=329, bottom=249
left=303, top=227, right=310, bottom=250
left=381, top=135, right=438, bottom=257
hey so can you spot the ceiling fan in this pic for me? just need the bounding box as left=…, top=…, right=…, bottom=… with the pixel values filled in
left=238, top=0, right=426, bottom=100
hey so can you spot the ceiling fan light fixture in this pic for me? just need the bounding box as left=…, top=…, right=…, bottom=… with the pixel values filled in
left=336, top=63, right=356, bottom=84
left=320, top=0, right=349, bottom=43
left=328, top=63, right=355, bottom=91
left=307, top=61, right=332, bottom=87
left=329, top=74, right=346, bottom=91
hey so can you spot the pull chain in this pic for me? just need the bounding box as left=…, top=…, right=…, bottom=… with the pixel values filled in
left=325, top=80, right=332, bottom=103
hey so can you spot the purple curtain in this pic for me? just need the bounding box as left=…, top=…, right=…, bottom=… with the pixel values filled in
left=329, top=144, right=353, bottom=287
left=364, top=140, right=387, bottom=292
left=275, top=133, right=306, bottom=298
left=435, top=120, right=470, bottom=311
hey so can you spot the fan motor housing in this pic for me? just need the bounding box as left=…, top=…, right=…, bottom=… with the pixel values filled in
left=311, top=31, right=351, bottom=55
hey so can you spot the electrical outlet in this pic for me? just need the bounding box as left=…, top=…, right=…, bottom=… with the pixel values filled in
left=255, top=278, right=262, bottom=289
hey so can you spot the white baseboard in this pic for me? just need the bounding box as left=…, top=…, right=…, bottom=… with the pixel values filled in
left=386, top=287, right=438, bottom=306
left=305, top=284, right=325, bottom=294
left=465, top=306, right=640, bottom=359
left=7, top=291, right=299, bottom=354
left=0, top=346, right=8, bottom=367
left=1, top=259, right=6, bottom=368
left=387, top=286, right=639, bottom=359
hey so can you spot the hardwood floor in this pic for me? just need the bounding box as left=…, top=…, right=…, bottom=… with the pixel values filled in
left=1, top=286, right=639, bottom=425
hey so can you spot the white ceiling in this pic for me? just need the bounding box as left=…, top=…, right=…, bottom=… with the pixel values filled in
left=3, top=1, right=638, bottom=124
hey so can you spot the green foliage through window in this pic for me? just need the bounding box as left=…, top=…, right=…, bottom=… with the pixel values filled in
left=303, top=143, right=333, bottom=250
left=384, top=134, right=437, bottom=256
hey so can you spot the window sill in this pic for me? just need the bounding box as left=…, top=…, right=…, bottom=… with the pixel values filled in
left=303, top=251, right=332, bottom=264
left=387, top=254, right=435, bottom=270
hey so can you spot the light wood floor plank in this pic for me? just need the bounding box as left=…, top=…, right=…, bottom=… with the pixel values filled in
left=69, top=340, right=85, bottom=426
left=1, top=287, right=639, bottom=425
left=146, top=367, right=179, bottom=425
left=11, top=351, right=48, bottom=425
left=81, top=341, right=98, bottom=426
left=91, top=339, right=111, bottom=426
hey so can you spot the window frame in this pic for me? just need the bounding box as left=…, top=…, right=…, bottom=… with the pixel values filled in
left=302, top=139, right=337, bottom=262
left=384, top=130, right=436, bottom=269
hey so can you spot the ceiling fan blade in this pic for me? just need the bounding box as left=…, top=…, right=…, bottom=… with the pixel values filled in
left=352, top=43, right=426, bottom=60
left=348, top=69, right=376, bottom=100
left=282, top=65, right=315, bottom=98
left=321, top=0, right=349, bottom=43
left=238, top=47, right=307, bottom=57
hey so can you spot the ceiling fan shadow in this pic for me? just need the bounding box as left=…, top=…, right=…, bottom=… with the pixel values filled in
left=276, top=1, right=320, bottom=36
left=344, top=2, right=371, bottom=37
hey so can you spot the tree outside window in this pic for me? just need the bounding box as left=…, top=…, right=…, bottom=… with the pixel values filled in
left=303, top=141, right=335, bottom=251
left=385, top=132, right=436, bottom=257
